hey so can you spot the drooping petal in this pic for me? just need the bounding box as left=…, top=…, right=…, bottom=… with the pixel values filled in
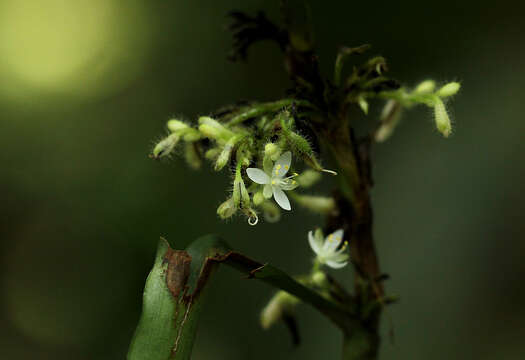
left=272, top=151, right=292, bottom=178
left=325, top=260, right=348, bottom=269
left=246, top=168, right=270, bottom=184
left=279, top=178, right=299, bottom=191
left=328, top=253, right=349, bottom=263
left=308, top=230, right=322, bottom=254
left=273, top=186, right=291, bottom=210
left=322, top=229, right=344, bottom=252
left=263, top=183, right=273, bottom=199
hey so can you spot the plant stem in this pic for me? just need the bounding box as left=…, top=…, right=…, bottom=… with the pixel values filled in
left=322, top=120, right=383, bottom=360
left=341, top=327, right=380, bottom=360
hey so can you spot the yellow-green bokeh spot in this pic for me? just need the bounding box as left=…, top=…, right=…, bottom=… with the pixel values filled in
left=0, top=0, right=152, bottom=101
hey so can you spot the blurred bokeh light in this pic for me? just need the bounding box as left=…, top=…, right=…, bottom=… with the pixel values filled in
left=0, top=0, right=151, bottom=101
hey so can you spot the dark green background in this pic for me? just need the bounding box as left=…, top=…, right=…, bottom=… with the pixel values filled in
left=1, top=1, right=524, bottom=359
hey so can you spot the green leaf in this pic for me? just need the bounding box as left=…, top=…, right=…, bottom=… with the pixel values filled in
left=128, top=235, right=353, bottom=360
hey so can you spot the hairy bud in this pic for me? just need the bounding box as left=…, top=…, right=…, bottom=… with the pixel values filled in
left=198, top=116, right=235, bottom=142
left=436, top=82, right=461, bottom=98
left=264, top=142, right=281, bottom=161
left=296, top=169, right=322, bottom=188
left=217, top=197, right=236, bottom=219
left=434, top=98, right=452, bottom=137
left=167, top=119, right=188, bottom=132
left=215, top=144, right=233, bottom=171
left=152, top=134, right=179, bottom=159
left=290, top=194, right=336, bottom=215
left=184, top=142, right=202, bottom=169
left=414, top=80, right=436, bottom=94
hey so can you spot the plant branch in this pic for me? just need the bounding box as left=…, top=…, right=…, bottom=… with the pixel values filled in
left=128, top=235, right=360, bottom=360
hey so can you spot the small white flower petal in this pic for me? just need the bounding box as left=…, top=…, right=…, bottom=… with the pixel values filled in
left=247, top=168, right=271, bottom=184
left=263, top=183, right=273, bottom=198
left=308, top=231, right=322, bottom=254
left=328, top=253, right=349, bottom=263
left=273, top=151, right=292, bottom=178
left=332, top=229, right=344, bottom=241
left=273, top=186, right=291, bottom=210
left=322, top=229, right=344, bottom=252
left=325, top=260, right=348, bottom=269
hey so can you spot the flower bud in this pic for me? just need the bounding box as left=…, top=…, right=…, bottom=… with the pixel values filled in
left=217, top=197, right=237, bottom=219
left=233, top=173, right=250, bottom=209
left=252, top=191, right=265, bottom=206
left=264, top=142, right=281, bottom=161
left=215, top=143, right=234, bottom=171
left=358, top=96, right=369, bottom=115
left=311, top=270, right=327, bottom=285
left=290, top=194, right=336, bottom=215
left=375, top=100, right=402, bottom=142
left=205, top=147, right=221, bottom=160
left=167, top=119, right=202, bottom=141
left=240, top=181, right=250, bottom=209
left=198, top=116, right=235, bottom=142
left=152, top=134, right=179, bottom=159
left=296, top=169, right=322, bottom=188
left=436, top=82, right=460, bottom=98
left=261, top=201, right=281, bottom=223
left=414, top=80, right=436, bottom=94
left=260, top=291, right=299, bottom=330
left=182, top=128, right=202, bottom=142
left=434, top=98, right=452, bottom=137
left=167, top=119, right=188, bottom=133
left=184, top=142, right=202, bottom=169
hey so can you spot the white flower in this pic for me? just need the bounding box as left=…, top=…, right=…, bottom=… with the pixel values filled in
left=246, top=151, right=299, bottom=210
left=308, top=229, right=349, bottom=269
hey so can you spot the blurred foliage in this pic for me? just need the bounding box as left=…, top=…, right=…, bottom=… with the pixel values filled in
left=0, top=1, right=524, bottom=359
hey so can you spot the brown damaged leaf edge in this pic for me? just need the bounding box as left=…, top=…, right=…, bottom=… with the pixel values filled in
left=164, top=249, right=192, bottom=300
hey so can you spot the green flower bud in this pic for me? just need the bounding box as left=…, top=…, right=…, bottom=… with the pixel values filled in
left=205, top=147, right=221, bottom=160
left=375, top=100, right=402, bottom=142
left=436, top=82, right=460, bottom=98
left=414, top=80, right=436, bottom=94
left=233, top=172, right=250, bottom=209
left=182, top=128, right=202, bottom=142
left=253, top=191, right=265, bottom=206
left=261, top=201, right=281, bottom=223
left=215, top=143, right=234, bottom=171
left=167, top=119, right=202, bottom=141
left=240, top=181, right=250, bottom=209
left=358, top=96, right=369, bottom=115
left=290, top=194, right=336, bottom=215
left=281, top=130, right=337, bottom=175
left=311, top=270, right=327, bottom=286
left=434, top=98, right=452, bottom=138
left=217, top=197, right=237, bottom=219
left=260, top=291, right=299, bottom=330
left=151, top=134, right=179, bottom=159
left=296, top=169, right=322, bottom=188
left=184, top=142, right=202, bottom=169
left=198, top=116, right=235, bottom=142
left=264, top=142, right=281, bottom=161
left=167, top=119, right=188, bottom=133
